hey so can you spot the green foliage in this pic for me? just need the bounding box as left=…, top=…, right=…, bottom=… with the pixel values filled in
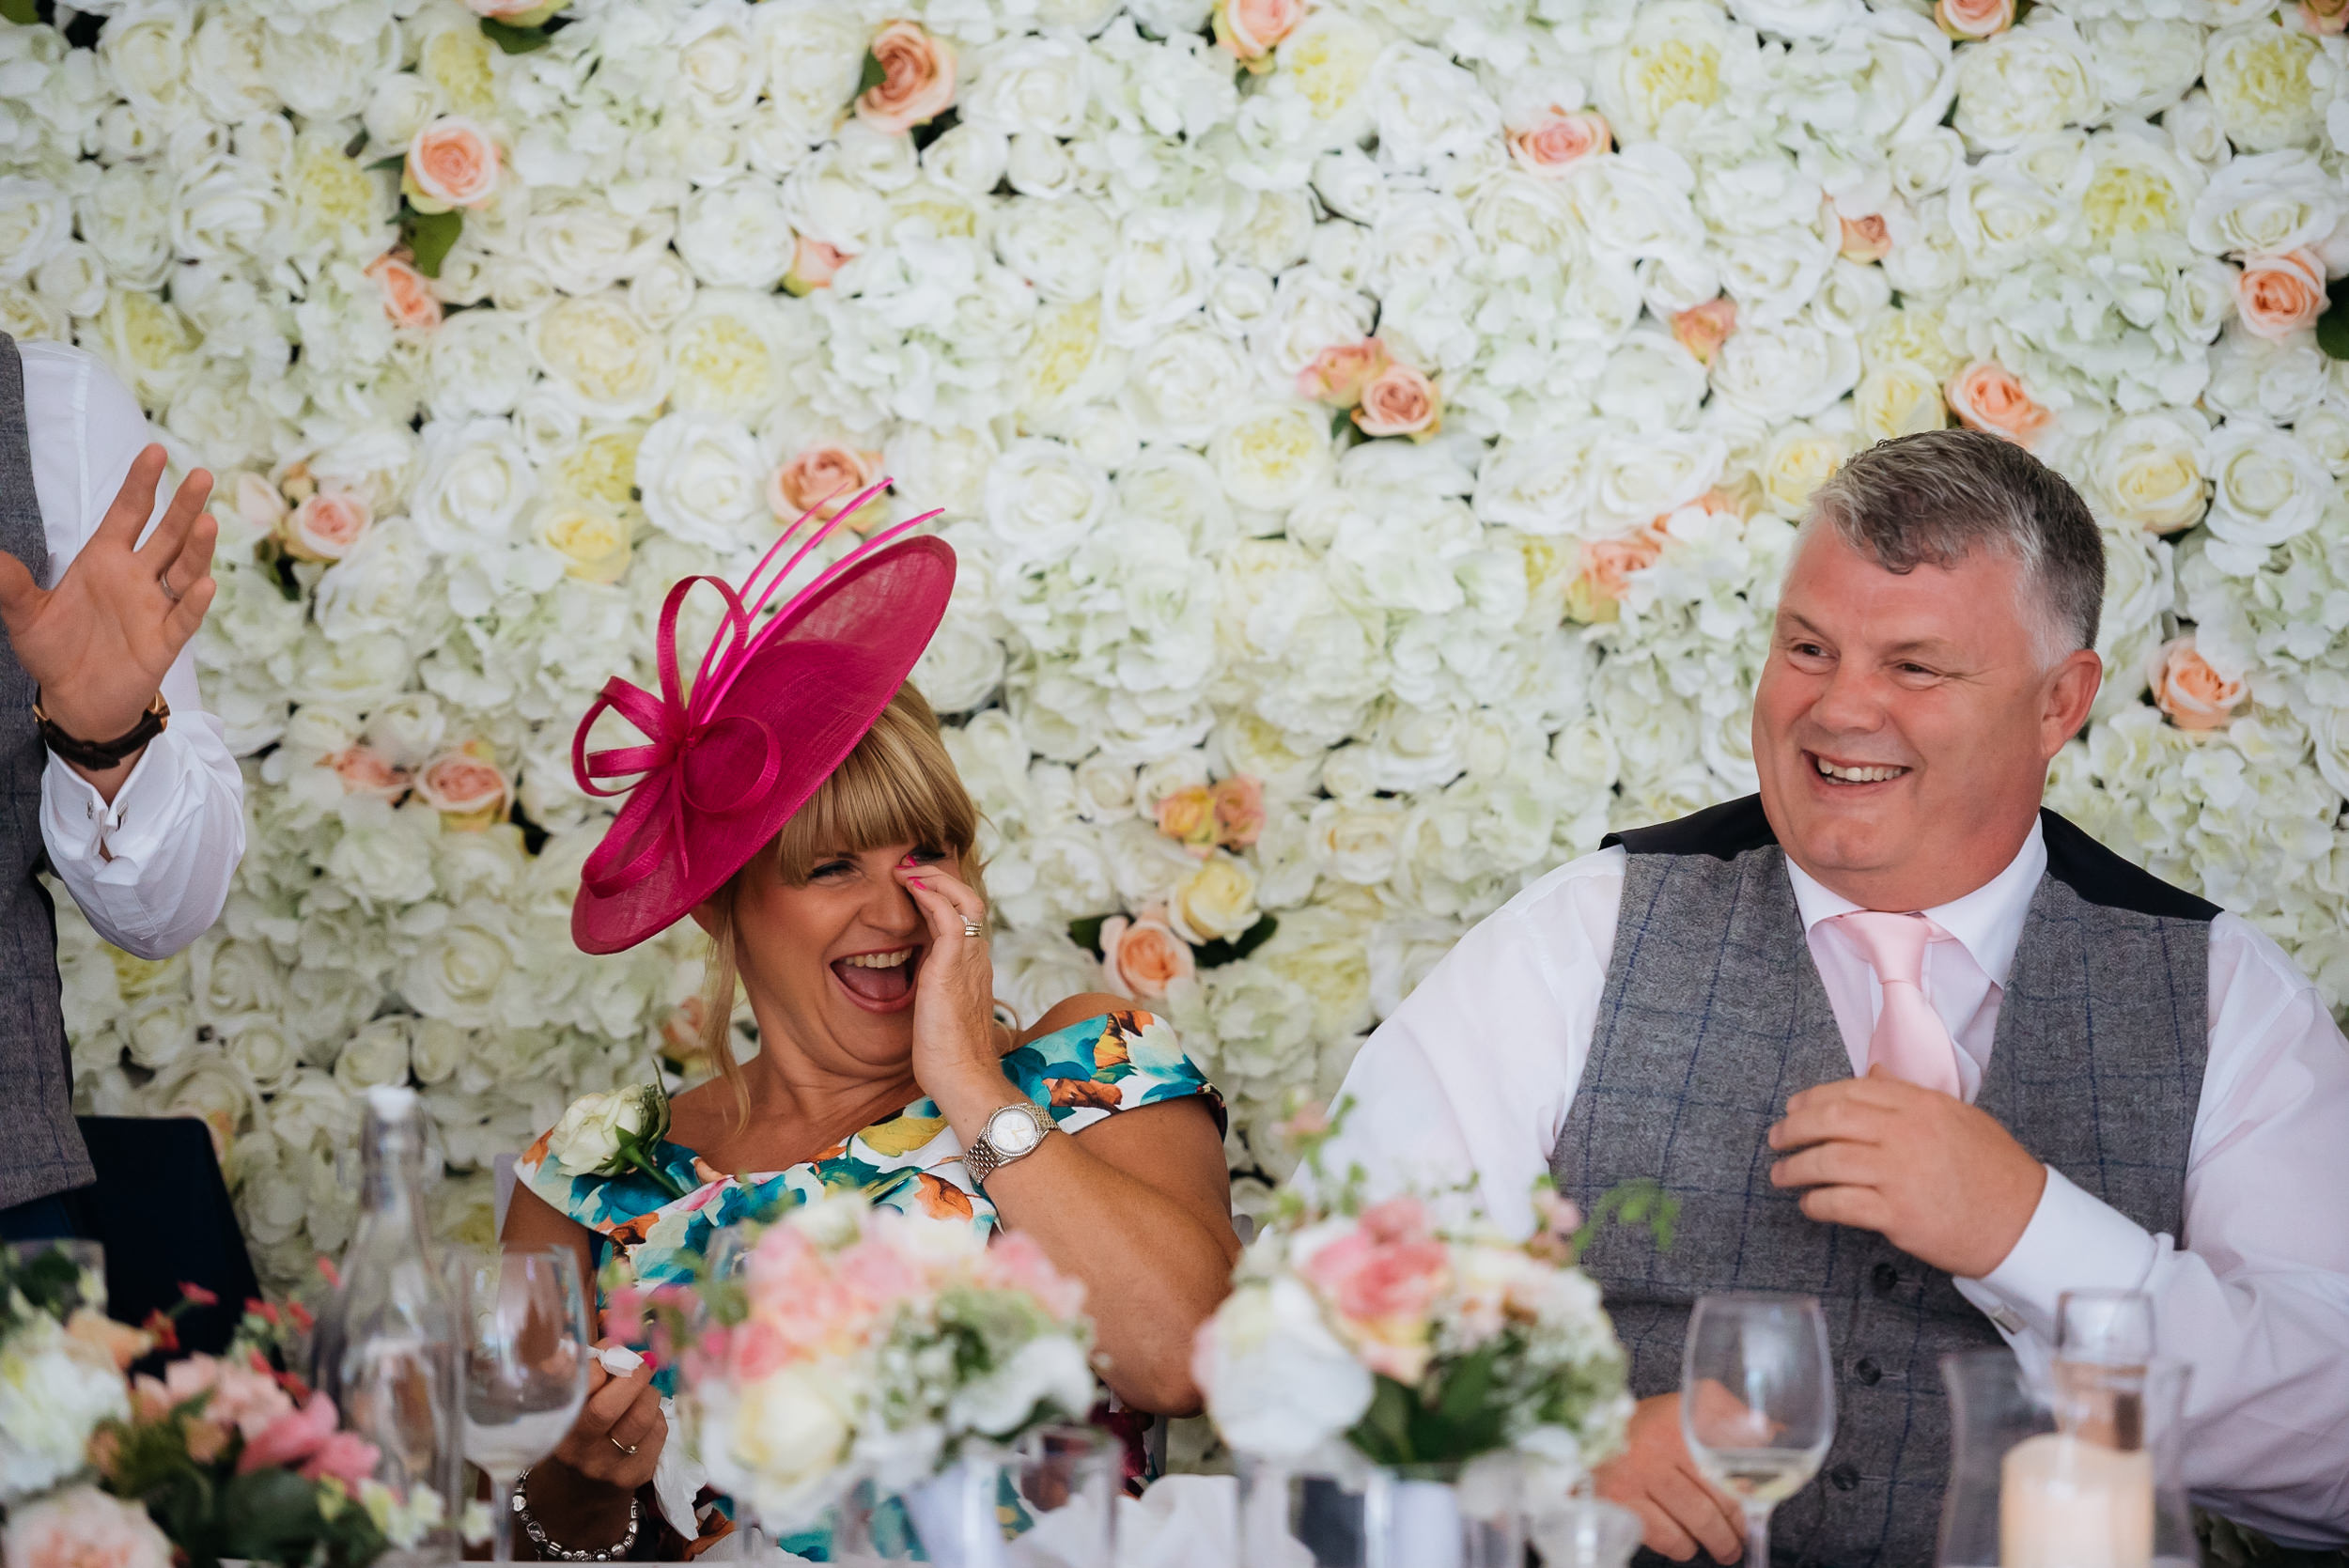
left=2318, top=276, right=2349, bottom=362
left=398, top=206, right=462, bottom=279
left=0, top=1241, right=89, bottom=1325
left=480, top=17, right=554, bottom=53
left=1194, top=913, right=1278, bottom=968
left=1346, top=1342, right=1510, bottom=1468
left=1572, top=1178, right=1679, bottom=1257
left=1068, top=913, right=1108, bottom=956
left=857, top=49, right=888, bottom=98
left=0, top=0, right=40, bottom=25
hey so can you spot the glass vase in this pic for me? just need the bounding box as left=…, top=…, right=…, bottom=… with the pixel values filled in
left=1237, top=1454, right=1527, bottom=1568
left=832, top=1425, right=1120, bottom=1568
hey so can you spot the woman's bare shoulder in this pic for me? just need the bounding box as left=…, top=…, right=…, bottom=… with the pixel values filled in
left=1016, top=990, right=1143, bottom=1047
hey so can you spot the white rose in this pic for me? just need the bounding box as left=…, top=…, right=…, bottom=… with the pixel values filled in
left=1198, top=1277, right=1374, bottom=1463
left=2202, top=21, right=2327, bottom=153
left=1100, top=209, right=1217, bottom=348
left=1121, top=322, right=1252, bottom=446
left=1249, top=266, right=1377, bottom=379
left=1709, top=317, right=1860, bottom=418
left=2082, top=19, right=2205, bottom=121
left=363, top=72, right=438, bottom=151
left=1368, top=42, right=1502, bottom=174
left=1221, top=187, right=1315, bottom=274
left=668, top=293, right=783, bottom=418
left=985, top=439, right=1109, bottom=565
left=924, top=122, right=1011, bottom=195
left=964, top=33, right=1092, bottom=138
left=1889, top=128, right=1967, bottom=202
left=169, top=154, right=280, bottom=265
left=2086, top=409, right=2210, bottom=532
left=0, top=1325, right=132, bottom=1506
left=1566, top=144, right=1705, bottom=265
left=324, top=802, right=439, bottom=908
left=1952, top=19, right=2102, bottom=153
left=2295, top=409, right=2349, bottom=478
left=410, top=418, right=536, bottom=559
left=2203, top=420, right=2332, bottom=549
left=1116, top=447, right=1235, bottom=550
left=315, top=523, right=436, bottom=643
left=1003, top=130, right=1081, bottom=198
left=1590, top=428, right=1726, bottom=531
left=709, top=1366, right=852, bottom=1525
left=529, top=292, right=668, bottom=419
left=403, top=902, right=528, bottom=1030
left=101, top=1, right=194, bottom=123
left=0, top=177, right=69, bottom=283
left=263, top=14, right=385, bottom=120
left=1309, top=797, right=1407, bottom=885
left=677, top=14, right=763, bottom=122
left=630, top=252, right=699, bottom=329
left=334, top=1017, right=412, bottom=1093
left=522, top=195, right=675, bottom=296
left=545, top=1084, right=656, bottom=1176
left=1209, top=402, right=1333, bottom=514
left=1475, top=427, right=1597, bottom=536
left=888, top=425, right=1000, bottom=520
left=2187, top=150, right=2341, bottom=258
left=426, top=309, right=537, bottom=420
left=910, top=611, right=1006, bottom=713
left=995, top=195, right=1116, bottom=304
left=754, top=4, right=865, bottom=147
left=782, top=148, right=888, bottom=254
left=225, top=1018, right=302, bottom=1094
left=636, top=412, right=766, bottom=551
left=1855, top=359, right=1950, bottom=444
left=75, top=163, right=172, bottom=291
left=2166, top=90, right=2232, bottom=170
left=677, top=180, right=796, bottom=289
left=412, top=1019, right=467, bottom=1086
left=1169, top=853, right=1261, bottom=945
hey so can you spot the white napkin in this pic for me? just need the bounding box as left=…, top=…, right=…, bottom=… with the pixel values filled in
left=596, top=1344, right=708, bottom=1541
left=1114, top=1474, right=1240, bottom=1568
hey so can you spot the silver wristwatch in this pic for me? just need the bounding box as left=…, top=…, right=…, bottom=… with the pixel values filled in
left=963, top=1100, right=1055, bottom=1187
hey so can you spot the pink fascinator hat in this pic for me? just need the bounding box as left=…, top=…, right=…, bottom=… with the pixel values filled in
left=568, top=482, right=954, bottom=954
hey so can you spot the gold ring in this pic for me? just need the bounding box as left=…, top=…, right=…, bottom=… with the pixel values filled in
left=611, top=1436, right=638, bottom=1456
left=962, top=917, right=985, bottom=939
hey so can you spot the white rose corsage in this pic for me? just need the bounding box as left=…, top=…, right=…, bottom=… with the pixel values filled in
left=545, top=1080, right=690, bottom=1201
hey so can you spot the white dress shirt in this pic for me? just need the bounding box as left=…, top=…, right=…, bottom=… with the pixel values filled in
left=18, top=339, right=243, bottom=958
left=1320, top=822, right=2349, bottom=1545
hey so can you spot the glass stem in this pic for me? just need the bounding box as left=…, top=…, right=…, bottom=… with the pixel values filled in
left=1744, top=1505, right=1771, bottom=1568
left=492, top=1472, right=516, bottom=1563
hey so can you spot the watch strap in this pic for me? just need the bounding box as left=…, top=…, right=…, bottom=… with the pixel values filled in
left=964, top=1099, right=1054, bottom=1188
left=33, top=691, right=169, bottom=770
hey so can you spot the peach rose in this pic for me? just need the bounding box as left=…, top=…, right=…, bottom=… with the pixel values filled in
left=1508, top=108, right=1611, bottom=177
left=1935, top=0, right=2014, bottom=38
left=1353, top=362, right=1441, bottom=440
left=2233, top=249, right=2329, bottom=341
left=462, top=0, right=560, bottom=20
left=281, top=490, right=371, bottom=562
left=1297, top=337, right=1390, bottom=407
left=0, top=1488, right=173, bottom=1568
left=364, top=254, right=442, bottom=330
left=1100, top=911, right=1196, bottom=1001
left=325, top=745, right=409, bottom=803
left=1215, top=0, right=1304, bottom=66
left=784, top=235, right=850, bottom=296
left=1672, top=298, right=1737, bottom=365
left=1211, top=775, right=1265, bottom=851
left=1155, top=784, right=1218, bottom=855
left=855, top=22, right=957, bottom=134
left=2148, top=638, right=2245, bottom=732
left=65, top=1307, right=152, bottom=1371
left=769, top=443, right=885, bottom=526
left=1945, top=361, right=2050, bottom=445
left=2300, top=0, right=2349, bottom=33
left=403, top=116, right=501, bottom=213
left=415, top=746, right=511, bottom=828
left=1838, top=213, right=1892, bottom=264
left=1566, top=531, right=1664, bottom=625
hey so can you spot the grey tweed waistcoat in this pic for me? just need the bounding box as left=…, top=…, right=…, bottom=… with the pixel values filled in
left=0, top=334, right=86, bottom=1210
left=1550, top=795, right=2214, bottom=1568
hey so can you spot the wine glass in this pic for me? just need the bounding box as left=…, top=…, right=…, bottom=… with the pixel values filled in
left=1681, top=1293, right=1836, bottom=1568
left=456, top=1248, right=592, bottom=1562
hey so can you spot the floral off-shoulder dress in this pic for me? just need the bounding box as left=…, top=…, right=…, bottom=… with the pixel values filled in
left=514, top=1009, right=1224, bottom=1555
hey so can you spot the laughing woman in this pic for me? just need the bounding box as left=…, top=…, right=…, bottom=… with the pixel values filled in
left=502, top=509, right=1238, bottom=1558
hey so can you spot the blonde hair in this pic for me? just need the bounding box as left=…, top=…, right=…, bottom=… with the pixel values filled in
left=693, top=685, right=981, bottom=1126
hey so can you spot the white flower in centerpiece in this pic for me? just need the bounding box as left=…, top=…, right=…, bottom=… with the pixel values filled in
left=0, top=1314, right=130, bottom=1505
left=1194, top=1275, right=1375, bottom=1462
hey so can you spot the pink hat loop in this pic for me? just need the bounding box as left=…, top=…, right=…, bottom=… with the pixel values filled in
left=565, top=481, right=955, bottom=953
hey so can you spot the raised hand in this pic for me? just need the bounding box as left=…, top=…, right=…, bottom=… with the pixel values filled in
left=0, top=443, right=216, bottom=754
left=892, top=854, right=1013, bottom=1123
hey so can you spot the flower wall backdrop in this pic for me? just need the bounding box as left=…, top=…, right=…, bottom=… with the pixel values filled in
left=3, top=0, right=2345, bottom=1287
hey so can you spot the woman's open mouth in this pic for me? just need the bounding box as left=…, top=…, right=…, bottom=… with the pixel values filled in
left=831, top=945, right=922, bottom=1012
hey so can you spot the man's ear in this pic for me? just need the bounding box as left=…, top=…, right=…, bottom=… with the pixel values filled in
left=2043, top=646, right=2103, bottom=755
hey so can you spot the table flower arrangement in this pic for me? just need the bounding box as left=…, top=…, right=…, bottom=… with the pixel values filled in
left=656, top=1194, right=1098, bottom=1535
left=0, top=1245, right=445, bottom=1568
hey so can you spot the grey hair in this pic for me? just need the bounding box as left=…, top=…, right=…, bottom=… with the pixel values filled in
left=1796, top=428, right=2105, bottom=667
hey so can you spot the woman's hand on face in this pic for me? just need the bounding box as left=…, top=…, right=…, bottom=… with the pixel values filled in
left=894, top=857, right=1011, bottom=1113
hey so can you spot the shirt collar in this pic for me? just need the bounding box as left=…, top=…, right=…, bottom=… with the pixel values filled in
left=1783, top=817, right=2047, bottom=988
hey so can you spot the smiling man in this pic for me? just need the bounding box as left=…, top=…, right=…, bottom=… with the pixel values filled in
left=1318, top=429, right=2349, bottom=1562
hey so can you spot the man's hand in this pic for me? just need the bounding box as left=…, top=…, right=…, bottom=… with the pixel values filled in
left=0, top=444, right=215, bottom=785
left=1593, top=1392, right=1745, bottom=1563
left=1767, top=1067, right=2047, bottom=1279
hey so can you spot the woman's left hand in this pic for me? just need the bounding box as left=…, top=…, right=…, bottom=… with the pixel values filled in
left=894, top=857, right=1012, bottom=1116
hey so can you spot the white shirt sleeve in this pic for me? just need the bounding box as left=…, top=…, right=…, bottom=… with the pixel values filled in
left=1968, top=911, right=2349, bottom=1545
left=21, top=341, right=244, bottom=960
left=1311, top=846, right=1627, bottom=1238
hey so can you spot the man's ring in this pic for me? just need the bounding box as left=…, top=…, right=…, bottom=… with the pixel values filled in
left=611, top=1436, right=638, bottom=1456
left=962, top=917, right=985, bottom=939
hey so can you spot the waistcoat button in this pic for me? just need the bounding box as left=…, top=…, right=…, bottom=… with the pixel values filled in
left=1829, top=1464, right=1860, bottom=1492
left=1853, top=1357, right=1881, bottom=1386
left=1872, top=1263, right=1899, bottom=1295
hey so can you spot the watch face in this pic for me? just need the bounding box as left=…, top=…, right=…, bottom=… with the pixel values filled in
left=988, top=1105, right=1043, bottom=1156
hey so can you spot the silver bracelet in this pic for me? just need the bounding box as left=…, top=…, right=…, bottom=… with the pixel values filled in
left=513, top=1465, right=641, bottom=1561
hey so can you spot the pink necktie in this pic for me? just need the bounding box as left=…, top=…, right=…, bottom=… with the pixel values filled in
left=1830, top=909, right=1963, bottom=1097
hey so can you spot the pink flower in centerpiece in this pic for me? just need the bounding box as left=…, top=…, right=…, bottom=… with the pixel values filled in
left=785, top=236, right=850, bottom=296
left=403, top=116, right=502, bottom=213
left=1946, top=361, right=2050, bottom=445
left=855, top=22, right=957, bottom=134
left=1353, top=363, right=1441, bottom=440
left=1507, top=108, right=1610, bottom=177
left=1299, top=1198, right=1452, bottom=1382
left=2233, top=249, right=2329, bottom=340
left=299, top=1429, right=382, bottom=1486
left=364, top=254, right=442, bottom=330
left=1672, top=298, right=1737, bottom=365
left=414, top=746, right=511, bottom=829
left=237, top=1392, right=342, bottom=1475
left=1297, top=338, right=1391, bottom=407
left=1211, top=775, right=1265, bottom=850
left=979, top=1233, right=1088, bottom=1323
left=769, top=444, right=885, bottom=526
left=1214, top=0, right=1304, bottom=67
left=282, top=489, right=372, bottom=562
left=135, top=1352, right=298, bottom=1439
left=1100, top=911, right=1196, bottom=1001
left=1, top=1486, right=172, bottom=1568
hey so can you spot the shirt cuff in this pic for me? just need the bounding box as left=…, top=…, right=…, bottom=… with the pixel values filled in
left=1967, top=1165, right=2161, bottom=1341
left=40, top=723, right=189, bottom=867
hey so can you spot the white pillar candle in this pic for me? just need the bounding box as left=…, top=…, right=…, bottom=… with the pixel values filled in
left=1999, top=1433, right=2155, bottom=1568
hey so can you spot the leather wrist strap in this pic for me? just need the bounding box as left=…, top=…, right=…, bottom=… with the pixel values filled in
left=33, top=691, right=168, bottom=770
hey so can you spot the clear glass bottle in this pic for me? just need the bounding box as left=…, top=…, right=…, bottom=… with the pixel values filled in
left=311, top=1084, right=462, bottom=1561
